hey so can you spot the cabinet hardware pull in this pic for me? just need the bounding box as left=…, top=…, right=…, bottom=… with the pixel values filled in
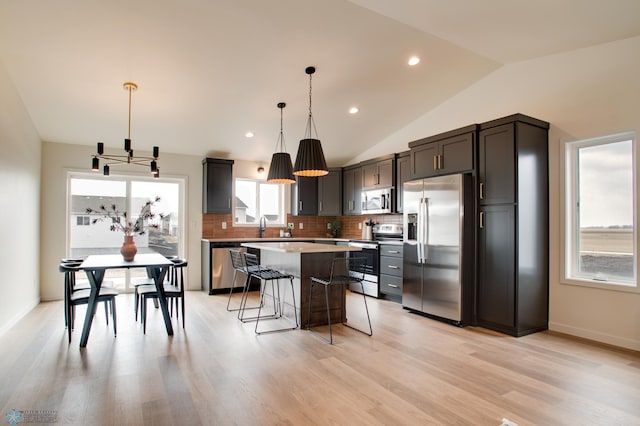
left=387, top=284, right=399, bottom=288
left=388, top=250, right=400, bottom=254
left=479, top=182, right=484, bottom=200
left=438, top=155, right=443, bottom=170
left=433, top=155, right=438, bottom=171
left=228, top=198, right=231, bottom=208
left=479, top=211, right=485, bottom=229
left=299, top=201, right=303, bottom=211
left=388, top=265, right=399, bottom=269
left=319, top=201, right=323, bottom=211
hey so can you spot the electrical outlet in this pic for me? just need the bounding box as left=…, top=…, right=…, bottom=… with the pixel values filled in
left=327, top=223, right=331, bottom=229
left=221, top=222, right=227, bottom=229
left=358, top=222, right=362, bottom=229
left=299, top=222, right=304, bottom=229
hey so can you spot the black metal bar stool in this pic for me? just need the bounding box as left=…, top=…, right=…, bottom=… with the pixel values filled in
left=227, top=249, right=261, bottom=313
left=306, top=256, right=372, bottom=344
left=242, top=252, right=298, bottom=334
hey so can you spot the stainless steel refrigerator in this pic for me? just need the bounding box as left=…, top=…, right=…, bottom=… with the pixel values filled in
left=402, top=174, right=473, bottom=324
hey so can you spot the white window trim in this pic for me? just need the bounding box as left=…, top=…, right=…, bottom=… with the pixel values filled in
left=560, top=131, right=639, bottom=293
left=233, top=178, right=287, bottom=227
left=66, top=168, right=187, bottom=257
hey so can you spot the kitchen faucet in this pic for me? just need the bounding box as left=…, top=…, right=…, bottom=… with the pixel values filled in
left=259, top=215, right=267, bottom=238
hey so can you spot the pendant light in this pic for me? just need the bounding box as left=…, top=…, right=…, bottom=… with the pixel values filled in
left=266, top=102, right=296, bottom=184
left=293, top=66, right=328, bottom=177
left=91, top=82, right=160, bottom=178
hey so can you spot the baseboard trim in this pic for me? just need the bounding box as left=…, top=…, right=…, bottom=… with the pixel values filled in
left=549, top=321, right=640, bottom=351
left=0, top=297, right=40, bottom=338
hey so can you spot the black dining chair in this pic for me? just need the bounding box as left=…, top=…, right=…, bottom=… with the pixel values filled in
left=133, top=255, right=179, bottom=321
left=137, top=258, right=187, bottom=333
left=306, top=256, right=372, bottom=344
left=59, top=260, right=119, bottom=343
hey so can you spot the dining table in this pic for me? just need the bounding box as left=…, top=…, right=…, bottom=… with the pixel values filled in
left=78, top=253, right=174, bottom=348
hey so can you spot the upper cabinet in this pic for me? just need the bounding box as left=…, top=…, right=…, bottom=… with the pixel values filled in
left=342, top=164, right=362, bottom=216
left=408, top=125, right=476, bottom=179
left=318, top=168, right=342, bottom=216
left=361, top=154, right=395, bottom=189
left=395, top=151, right=410, bottom=213
left=202, top=158, right=234, bottom=214
left=292, top=176, right=318, bottom=216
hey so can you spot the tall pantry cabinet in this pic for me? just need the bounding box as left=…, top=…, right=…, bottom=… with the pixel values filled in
left=476, top=114, right=549, bottom=337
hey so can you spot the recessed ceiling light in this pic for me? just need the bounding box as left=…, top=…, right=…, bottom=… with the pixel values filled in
left=408, top=56, right=420, bottom=66
left=349, top=107, right=359, bottom=114
left=245, top=131, right=254, bottom=138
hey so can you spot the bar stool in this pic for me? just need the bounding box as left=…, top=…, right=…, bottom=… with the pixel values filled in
left=226, top=249, right=260, bottom=312
left=306, top=256, right=372, bottom=344
left=241, top=252, right=298, bottom=334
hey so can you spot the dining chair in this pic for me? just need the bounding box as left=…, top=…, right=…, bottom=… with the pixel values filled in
left=59, top=260, right=119, bottom=343
left=137, top=258, right=187, bottom=333
left=241, top=252, right=298, bottom=334
left=306, top=256, right=372, bottom=344
left=133, top=255, right=178, bottom=321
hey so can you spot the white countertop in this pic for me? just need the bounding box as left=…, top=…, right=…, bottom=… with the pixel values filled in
left=240, top=241, right=360, bottom=253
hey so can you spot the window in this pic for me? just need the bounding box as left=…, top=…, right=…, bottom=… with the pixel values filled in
left=234, top=178, right=285, bottom=226
left=67, top=172, right=185, bottom=291
left=564, top=132, right=636, bottom=288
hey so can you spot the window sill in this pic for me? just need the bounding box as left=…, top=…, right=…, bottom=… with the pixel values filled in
left=560, top=277, right=639, bottom=294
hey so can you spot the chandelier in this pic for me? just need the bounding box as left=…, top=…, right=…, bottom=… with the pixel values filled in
left=91, top=82, right=160, bottom=178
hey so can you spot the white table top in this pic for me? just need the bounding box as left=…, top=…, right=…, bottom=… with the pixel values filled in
left=80, top=253, right=174, bottom=269
left=240, top=241, right=361, bottom=254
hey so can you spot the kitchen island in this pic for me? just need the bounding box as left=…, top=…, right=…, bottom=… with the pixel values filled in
left=240, top=242, right=361, bottom=327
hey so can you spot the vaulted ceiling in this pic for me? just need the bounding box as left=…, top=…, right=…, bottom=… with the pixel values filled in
left=1, top=0, right=639, bottom=166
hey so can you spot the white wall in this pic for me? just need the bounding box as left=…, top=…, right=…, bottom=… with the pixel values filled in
left=40, top=142, right=203, bottom=300
left=357, top=36, right=640, bottom=350
left=0, top=61, right=41, bottom=335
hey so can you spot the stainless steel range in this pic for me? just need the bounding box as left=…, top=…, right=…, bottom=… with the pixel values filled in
left=347, top=223, right=403, bottom=297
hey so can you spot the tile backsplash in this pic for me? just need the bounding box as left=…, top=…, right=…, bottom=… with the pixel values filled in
left=203, top=213, right=402, bottom=239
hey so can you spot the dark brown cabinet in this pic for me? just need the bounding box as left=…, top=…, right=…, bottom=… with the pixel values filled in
left=202, top=158, right=234, bottom=213
left=361, top=155, right=395, bottom=189
left=292, top=176, right=318, bottom=216
left=476, top=114, right=549, bottom=337
left=342, top=165, right=362, bottom=216
left=318, top=168, right=342, bottom=216
left=395, top=151, right=410, bottom=213
left=409, top=125, right=476, bottom=179
left=379, top=244, right=403, bottom=300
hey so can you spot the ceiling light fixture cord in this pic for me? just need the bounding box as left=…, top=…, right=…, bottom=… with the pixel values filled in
left=305, top=70, right=319, bottom=139
left=275, top=102, right=287, bottom=152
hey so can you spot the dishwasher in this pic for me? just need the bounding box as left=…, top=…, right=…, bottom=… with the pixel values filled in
left=201, top=241, right=245, bottom=295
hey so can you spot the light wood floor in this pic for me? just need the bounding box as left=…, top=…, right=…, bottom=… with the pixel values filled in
left=1, top=290, right=639, bottom=425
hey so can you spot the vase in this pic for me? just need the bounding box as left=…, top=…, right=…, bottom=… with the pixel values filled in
left=121, top=235, right=137, bottom=261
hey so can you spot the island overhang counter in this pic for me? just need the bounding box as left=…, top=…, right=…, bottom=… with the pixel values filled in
left=240, top=242, right=362, bottom=327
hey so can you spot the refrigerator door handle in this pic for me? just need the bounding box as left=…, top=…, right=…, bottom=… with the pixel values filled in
left=422, top=197, right=429, bottom=262
left=416, top=198, right=424, bottom=263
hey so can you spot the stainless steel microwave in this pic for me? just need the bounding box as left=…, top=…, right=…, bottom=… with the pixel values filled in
left=361, top=187, right=393, bottom=214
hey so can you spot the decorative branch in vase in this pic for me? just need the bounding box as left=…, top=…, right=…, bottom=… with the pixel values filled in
left=86, top=196, right=164, bottom=261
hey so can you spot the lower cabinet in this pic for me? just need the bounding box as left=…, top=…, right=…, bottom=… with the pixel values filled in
left=379, top=244, right=403, bottom=300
